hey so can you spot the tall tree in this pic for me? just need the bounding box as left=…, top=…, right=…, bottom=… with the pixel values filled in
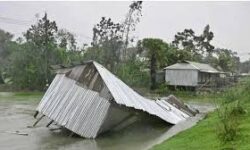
left=91, top=17, right=124, bottom=71
left=172, top=24, right=215, bottom=61
left=24, top=13, right=58, bottom=47
left=24, top=13, right=58, bottom=85
left=0, top=29, right=14, bottom=84
left=215, top=48, right=240, bottom=73
left=139, top=38, right=167, bottom=90
left=172, top=29, right=196, bottom=52
left=57, top=29, right=77, bottom=51
left=196, top=25, right=215, bottom=54
left=122, top=1, right=143, bottom=59
left=0, top=29, right=13, bottom=64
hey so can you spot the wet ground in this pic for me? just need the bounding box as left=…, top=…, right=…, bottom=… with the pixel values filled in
left=0, top=92, right=215, bottom=150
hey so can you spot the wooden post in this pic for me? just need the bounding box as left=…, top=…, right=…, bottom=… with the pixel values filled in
left=33, top=111, right=39, bottom=118
left=33, top=115, right=45, bottom=127
left=46, top=120, right=54, bottom=127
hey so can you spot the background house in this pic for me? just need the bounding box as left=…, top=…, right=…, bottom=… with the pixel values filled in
left=164, top=61, right=222, bottom=89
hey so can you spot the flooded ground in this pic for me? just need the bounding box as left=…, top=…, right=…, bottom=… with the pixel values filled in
left=0, top=92, right=214, bottom=150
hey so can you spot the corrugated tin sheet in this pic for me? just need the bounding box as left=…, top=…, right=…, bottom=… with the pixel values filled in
left=94, top=62, right=188, bottom=124
left=37, top=74, right=111, bottom=138
left=37, top=61, right=193, bottom=138
left=164, top=63, right=197, bottom=70
left=159, top=95, right=197, bottom=116
left=186, top=61, right=219, bottom=73
left=164, top=61, right=219, bottom=73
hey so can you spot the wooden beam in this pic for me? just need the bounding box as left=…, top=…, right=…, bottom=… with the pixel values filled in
left=33, top=111, right=39, bottom=118
left=46, top=120, right=54, bottom=127
left=33, top=115, right=45, bottom=127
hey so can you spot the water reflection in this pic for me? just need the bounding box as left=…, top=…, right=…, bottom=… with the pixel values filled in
left=37, top=118, right=170, bottom=150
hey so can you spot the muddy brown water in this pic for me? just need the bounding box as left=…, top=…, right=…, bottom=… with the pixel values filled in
left=0, top=92, right=214, bottom=150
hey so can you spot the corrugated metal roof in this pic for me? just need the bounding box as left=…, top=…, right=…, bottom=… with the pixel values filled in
left=164, top=63, right=197, bottom=70
left=36, top=61, right=194, bottom=138
left=94, top=62, right=189, bottom=124
left=186, top=61, right=219, bottom=73
left=164, top=61, right=219, bottom=73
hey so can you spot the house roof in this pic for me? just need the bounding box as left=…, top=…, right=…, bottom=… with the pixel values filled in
left=36, top=61, right=194, bottom=138
left=94, top=62, right=190, bottom=124
left=164, top=61, right=219, bottom=73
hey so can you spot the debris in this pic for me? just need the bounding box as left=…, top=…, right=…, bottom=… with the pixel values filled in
left=35, top=61, right=196, bottom=138
left=49, top=127, right=62, bottom=131
left=158, top=95, right=199, bottom=116
left=4, top=131, right=28, bottom=136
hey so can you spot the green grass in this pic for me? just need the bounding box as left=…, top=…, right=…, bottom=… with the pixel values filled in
left=152, top=79, right=250, bottom=150
left=152, top=113, right=220, bottom=150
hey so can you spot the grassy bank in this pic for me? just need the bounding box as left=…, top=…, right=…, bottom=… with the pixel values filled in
left=152, top=79, right=250, bottom=150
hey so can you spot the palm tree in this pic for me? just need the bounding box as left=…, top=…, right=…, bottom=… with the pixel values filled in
left=140, top=38, right=167, bottom=90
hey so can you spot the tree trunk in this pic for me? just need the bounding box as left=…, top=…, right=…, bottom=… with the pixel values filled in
left=150, top=53, right=157, bottom=90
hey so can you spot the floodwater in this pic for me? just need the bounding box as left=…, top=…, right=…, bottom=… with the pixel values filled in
left=0, top=92, right=214, bottom=150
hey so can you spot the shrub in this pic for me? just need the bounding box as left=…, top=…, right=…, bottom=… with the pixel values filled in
left=216, top=78, right=249, bottom=145
left=216, top=99, right=245, bottom=144
left=230, top=100, right=246, bottom=116
left=154, top=83, right=169, bottom=96
left=216, top=105, right=240, bottom=143
left=223, top=88, right=241, bottom=103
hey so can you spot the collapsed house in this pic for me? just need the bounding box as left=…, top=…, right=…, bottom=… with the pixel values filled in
left=35, top=61, right=196, bottom=138
left=164, top=61, right=223, bottom=89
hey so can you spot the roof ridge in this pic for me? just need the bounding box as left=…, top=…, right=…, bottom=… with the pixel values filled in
left=187, top=62, right=200, bottom=70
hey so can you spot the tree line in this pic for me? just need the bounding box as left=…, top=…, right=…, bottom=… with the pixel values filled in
left=0, top=1, right=244, bottom=91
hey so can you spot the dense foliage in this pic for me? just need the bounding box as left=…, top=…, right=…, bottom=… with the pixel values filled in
left=0, top=1, right=244, bottom=91
left=0, top=13, right=84, bottom=90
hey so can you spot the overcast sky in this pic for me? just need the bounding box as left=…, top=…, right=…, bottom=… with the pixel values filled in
left=0, top=1, right=250, bottom=61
